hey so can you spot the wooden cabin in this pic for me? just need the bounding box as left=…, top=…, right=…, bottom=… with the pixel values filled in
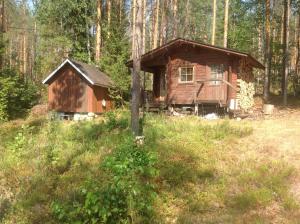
left=42, top=59, right=113, bottom=115
left=128, top=38, right=264, bottom=112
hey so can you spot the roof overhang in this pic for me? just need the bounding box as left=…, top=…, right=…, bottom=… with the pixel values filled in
left=127, top=38, right=265, bottom=70
left=42, top=59, right=95, bottom=85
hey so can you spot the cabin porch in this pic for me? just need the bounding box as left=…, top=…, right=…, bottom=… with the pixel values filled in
left=141, top=69, right=231, bottom=116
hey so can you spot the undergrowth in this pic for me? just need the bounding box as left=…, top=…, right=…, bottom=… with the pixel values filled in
left=0, top=112, right=298, bottom=223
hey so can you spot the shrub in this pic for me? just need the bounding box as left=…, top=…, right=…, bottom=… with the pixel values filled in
left=51, top=137, right=158, bottom=224
left=0, top=69, right=39, bottom=121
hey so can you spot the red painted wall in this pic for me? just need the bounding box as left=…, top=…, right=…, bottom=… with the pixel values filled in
left=47, top=64, right=112, bottom=113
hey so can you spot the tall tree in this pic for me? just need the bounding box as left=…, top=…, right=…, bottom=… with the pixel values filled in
left=224, top=0, right=229, bottom=47
left=142, top=0, right=146, bottom=53
left=152, top=0, right=159, bottom=49
left=159, top=0, right=166, bottom=46
left=95, top=0, right=102, bottom=62
left=264, top=0, right=272, bottom=101
left=131, top=0, right=142, bottom=135
left=132, top=0, right=136, bottom=57
left=173, top=0, right=178, bottom=39
left=283, top=0, right=290, bottom=105
left=212, top=0, right=217, bottom=45
left=0, top=0, right=5, bottom=69
left=107, top=0, right=111, bottom=38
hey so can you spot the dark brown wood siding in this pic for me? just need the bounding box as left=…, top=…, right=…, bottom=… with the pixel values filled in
left=47, top=64, right=112, bottom=113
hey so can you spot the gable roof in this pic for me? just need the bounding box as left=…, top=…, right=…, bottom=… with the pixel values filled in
left=42, top=59, right=113, bottom=87
left=127, top=38, right=264, bottom=69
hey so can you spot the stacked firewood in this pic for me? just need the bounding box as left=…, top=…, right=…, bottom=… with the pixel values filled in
left=237, top=79, right=255, bottom=112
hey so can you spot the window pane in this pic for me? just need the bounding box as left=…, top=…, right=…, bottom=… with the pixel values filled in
left=186, top=74, right=193, bottom=81
left=211, top=64, right=224, bottom=85
left=181, top=68, right=186, bottom=75
left=180, top=67, right=193, bottom=82
left=187, top=68, right=193, bottom=75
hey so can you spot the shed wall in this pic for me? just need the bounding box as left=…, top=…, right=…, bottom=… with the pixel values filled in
left=47, top=64, right=112, bottom=113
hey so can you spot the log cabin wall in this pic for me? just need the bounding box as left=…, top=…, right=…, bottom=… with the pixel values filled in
left=166, top=46, right=236, bottom=105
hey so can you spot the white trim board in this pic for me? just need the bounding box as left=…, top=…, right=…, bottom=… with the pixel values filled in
left=42, top=59, right=95, bottom=85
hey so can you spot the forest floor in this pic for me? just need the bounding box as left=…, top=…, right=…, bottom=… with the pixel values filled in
left=1, top=106, right=300, bottom=223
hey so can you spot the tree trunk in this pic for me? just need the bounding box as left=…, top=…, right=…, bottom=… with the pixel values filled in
left=0, top=0, right=4, bottom=70
left=132, top=0, right=136, bottom=57
left=142, top=0, right=146, bottom=53
left=212, top=0, right=217, bottom=45
left=223, top=0, right=229, bottom=48
left=85, top=6, right=91, bottom=63
left=263, top=0, right=271, bottom=101
left=183, top=0, right=190, bottom=38
left=159, top=0, right=166, bottom=46
left=152, top=0, right=159, bottom=49
left=107, top=0, right=111, bottom=38
left=131, top=0, right=143, bottom=136
left=95, top=0, right=102, bottom=62
left=119, top=0, right=123, bottom=24
left=283, top=0, right=290, bottom=106
left=173, top=0, right=177, bottom=39
left=296, top=13, right=300, bottom=76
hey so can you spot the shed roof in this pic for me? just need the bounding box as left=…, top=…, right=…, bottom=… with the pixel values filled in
left=127, top=38, right=264, bottom=69
left=42, top=59, right=113, bottom=87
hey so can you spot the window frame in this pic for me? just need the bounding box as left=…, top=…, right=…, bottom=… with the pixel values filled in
left=209, top=64, right=225, bottom=86
left=178, top=66, right=194, bottom=84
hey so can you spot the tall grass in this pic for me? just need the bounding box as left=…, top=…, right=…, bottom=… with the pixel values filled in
left=0, top=112, right=298, bottom=223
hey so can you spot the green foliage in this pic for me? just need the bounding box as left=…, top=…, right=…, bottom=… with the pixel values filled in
left=51, top=136, right=158, bottom=224
left=0, top=113, right=298, bottom=223
left=99, top=29, right=131, bottom=106
left=105, top=111, right=129, bottom=131
left=7, top=125, right=31, bottom=156
left=0, top=69, right=39, bottom=121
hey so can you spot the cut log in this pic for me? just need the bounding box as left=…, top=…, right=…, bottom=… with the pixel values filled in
left=263, top=104, right=274, bottom=115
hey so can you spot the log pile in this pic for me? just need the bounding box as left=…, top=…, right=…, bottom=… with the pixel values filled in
left=236, top=79, right=255, bottom=112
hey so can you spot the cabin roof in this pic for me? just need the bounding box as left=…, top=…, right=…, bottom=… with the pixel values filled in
left=127, top=38, right=265, bottom=69
left=42, top=59, right=113, bottom=87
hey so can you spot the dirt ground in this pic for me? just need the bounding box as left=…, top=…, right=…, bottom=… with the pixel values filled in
left=241, top=106, right=300, bottom=201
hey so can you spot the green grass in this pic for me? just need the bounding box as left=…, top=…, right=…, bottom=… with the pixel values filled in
left=0, top=112, right=298, bottom=223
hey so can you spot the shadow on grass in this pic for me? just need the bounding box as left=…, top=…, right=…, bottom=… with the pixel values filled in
left=146, top=118, right=252, bottom=223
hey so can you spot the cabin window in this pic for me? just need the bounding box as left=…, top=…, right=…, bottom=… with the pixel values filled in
left=179, top=67, right=194, bottom=83
left=210, top=64, right=224, bottom=85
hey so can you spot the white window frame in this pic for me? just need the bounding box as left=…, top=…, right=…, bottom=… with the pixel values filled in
left=210, top=64, right=225, bottom=86
left=178, top=66, right=194, bottom=84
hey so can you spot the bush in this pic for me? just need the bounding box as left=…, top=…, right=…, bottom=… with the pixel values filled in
left=51, top=137, right=158, bottom=224
left=0, top=69, right=39, bottom=121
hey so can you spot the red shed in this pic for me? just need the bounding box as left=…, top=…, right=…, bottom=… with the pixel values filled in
left=42, top=59, right=113, bottom=114
left=128, top=38, right=264, bottom=111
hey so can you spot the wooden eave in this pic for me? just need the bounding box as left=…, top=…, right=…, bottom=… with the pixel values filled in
left=126, top=38, right=265, bottom=70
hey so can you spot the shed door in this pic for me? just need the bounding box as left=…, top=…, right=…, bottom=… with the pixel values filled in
left=205, top=64, right=228, bottom=103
